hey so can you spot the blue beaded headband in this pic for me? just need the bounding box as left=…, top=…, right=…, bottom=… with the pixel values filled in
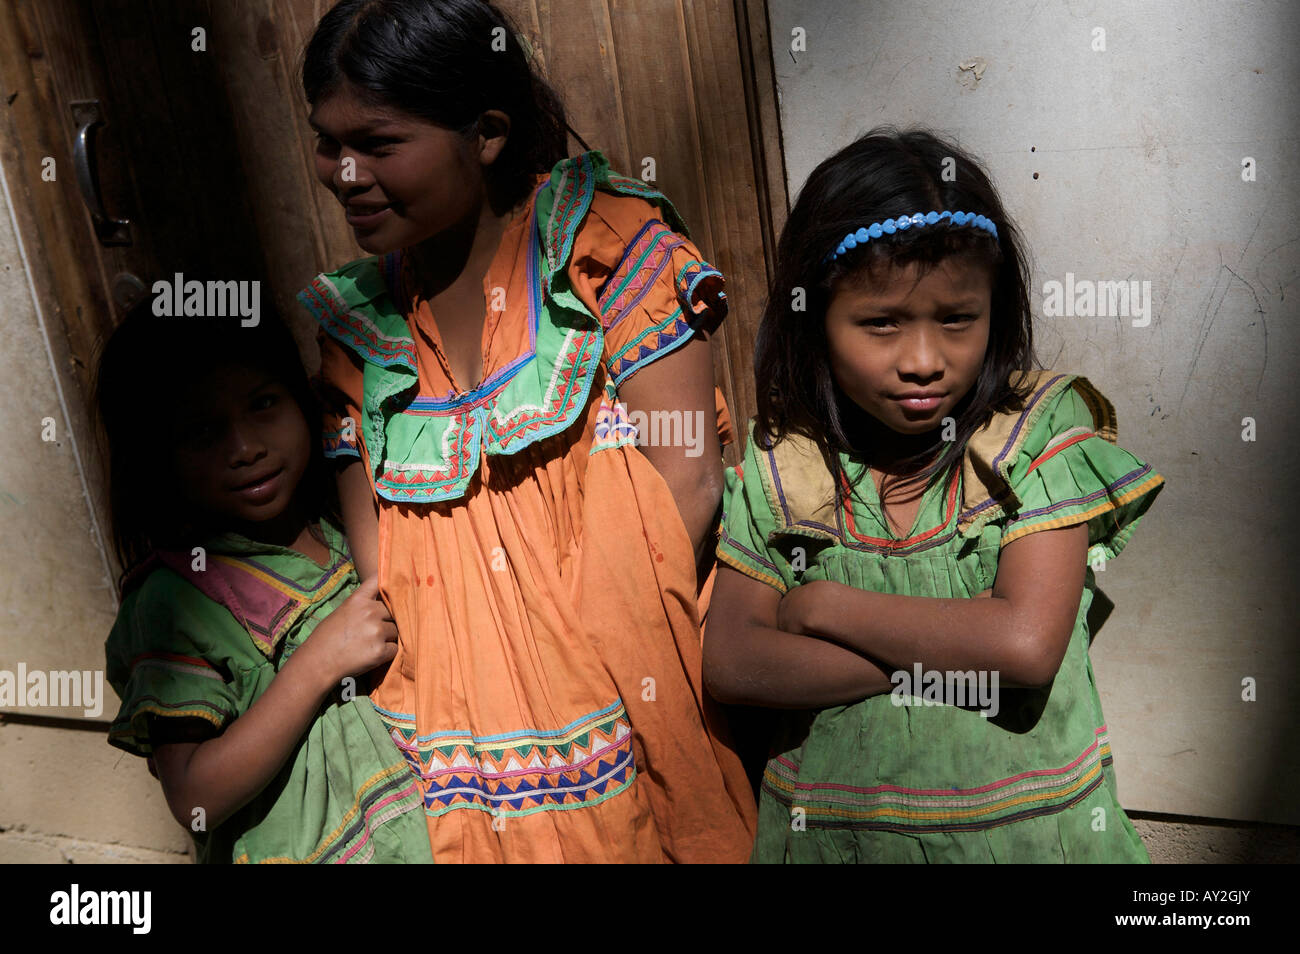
left=826, top=210, right=999, bottom=262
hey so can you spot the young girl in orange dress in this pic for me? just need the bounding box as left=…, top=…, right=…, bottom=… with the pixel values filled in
left=296, top=0, right=755, bottom=862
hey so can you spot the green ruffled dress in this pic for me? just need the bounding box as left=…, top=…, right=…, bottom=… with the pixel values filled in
left=105, top=515, right=433, bottom=863
left=717, top=370, right=1165, bottom=863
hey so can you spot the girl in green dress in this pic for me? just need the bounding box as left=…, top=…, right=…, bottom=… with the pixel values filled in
left=705, top=128, right=1165, bottom=863
left=97, top=301, right=432, bottom=863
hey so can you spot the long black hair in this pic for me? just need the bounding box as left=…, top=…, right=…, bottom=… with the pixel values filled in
left=302, top=0, right=572, bottom=209
left=93, top=292, right=342, bottom=595
left=753, top=126, right=1038, bottom=506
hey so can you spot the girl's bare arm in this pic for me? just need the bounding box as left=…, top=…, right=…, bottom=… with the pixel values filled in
left=150, top=644, right=337, bottom=830
left=703, top=565, right=898, bottom=708
left=618, top=334, right=724, bottom=583
left=779, top=523, right=1089, bottom=689
left=336, top=458, right=379, bottom=581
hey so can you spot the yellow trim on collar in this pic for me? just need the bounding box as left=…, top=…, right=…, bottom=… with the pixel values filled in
left=749, top=370, right=1118, bottom=541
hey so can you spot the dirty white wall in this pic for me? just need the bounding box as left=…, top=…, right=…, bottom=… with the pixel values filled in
left=767, top=0, right=1300, bottom=828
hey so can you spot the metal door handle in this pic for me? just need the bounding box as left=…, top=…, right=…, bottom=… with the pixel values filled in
left=70, top=100, right=131, bottom=246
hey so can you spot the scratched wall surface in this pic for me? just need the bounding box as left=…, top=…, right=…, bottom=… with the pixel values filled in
left=768, top=0, right=1299, bottom=823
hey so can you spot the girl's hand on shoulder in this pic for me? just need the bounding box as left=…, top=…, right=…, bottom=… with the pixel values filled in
left=294, top=576, right=398, bottom=692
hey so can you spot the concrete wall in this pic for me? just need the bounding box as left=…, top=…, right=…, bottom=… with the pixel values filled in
left=767, top=0, right=1299, bottom=840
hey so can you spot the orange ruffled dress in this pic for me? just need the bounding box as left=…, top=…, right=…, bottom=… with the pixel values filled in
left=299, top=152, right=756, bottom=862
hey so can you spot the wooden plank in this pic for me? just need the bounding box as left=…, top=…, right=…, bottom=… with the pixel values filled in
left=131, top=0, right=263, bottom=277
left=734, top=0, right=789, bottom=274
left=8, top=0, right=118, bottom=390
left=206, top=0, right=342, bottom=350
left=271, top=0, right=369, bottom=297
left=509, top=0, right=631, bottom=170
left=677, top=0, right=772, bottom=455
left=80, top=0, right=264, bottom=284
left=604, top=1, right=712, bottom=255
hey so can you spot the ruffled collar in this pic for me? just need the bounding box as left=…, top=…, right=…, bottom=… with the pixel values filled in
left=751, top=370, right=1116, bottom=544
left=122, top=516, right=354, bottom=659
left=297, top=151, right=692, bottom=505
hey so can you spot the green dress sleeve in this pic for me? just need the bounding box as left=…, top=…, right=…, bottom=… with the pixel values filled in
left=999, top=382, right=1166, bottom=563
left=105, top=569, right=249, bottom=758
left=716, top=429, right=798, bottom=594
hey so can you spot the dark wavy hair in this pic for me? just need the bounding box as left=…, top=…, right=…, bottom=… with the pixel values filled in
left=301, top=0, right=572, bottom=209
left=754, top=126, right=1038, bottom=506
left=93, top=293, right=342, bottom=595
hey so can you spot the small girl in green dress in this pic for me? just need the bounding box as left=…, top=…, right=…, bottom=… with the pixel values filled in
left=705, top=128, right=1165, bottom=863
left=97, top=300, right=432, bottom=863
